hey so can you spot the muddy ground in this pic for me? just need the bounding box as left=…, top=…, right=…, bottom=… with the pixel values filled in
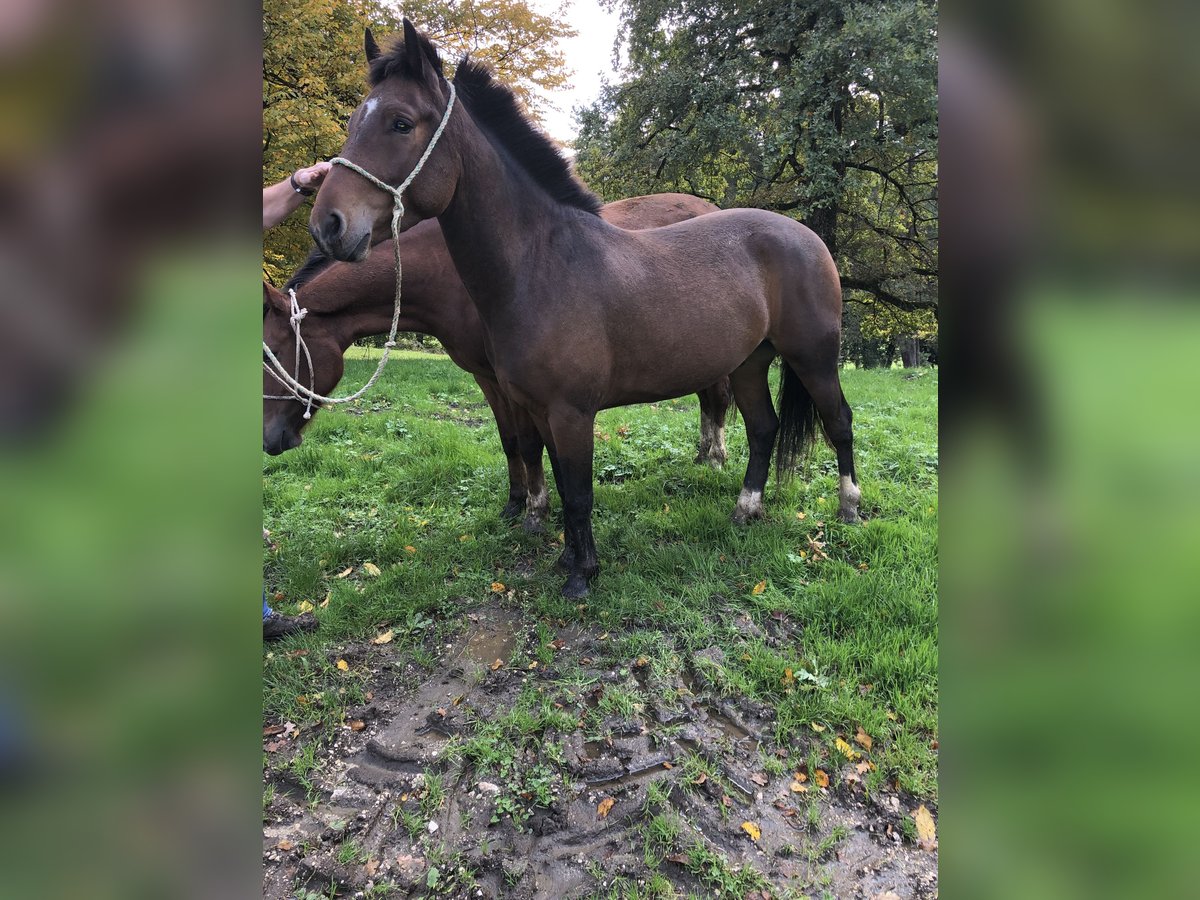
left=263, top=602, right=937, bottom=898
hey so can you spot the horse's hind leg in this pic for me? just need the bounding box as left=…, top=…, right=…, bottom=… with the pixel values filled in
left=787, top=362, right=861, bottom=523
left=694, top=376, right=732, bottom=468
left=730, top=345, right=779, bottom=523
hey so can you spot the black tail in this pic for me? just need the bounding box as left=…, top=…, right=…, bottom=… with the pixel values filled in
left=775, top=363, right=818, bottom=480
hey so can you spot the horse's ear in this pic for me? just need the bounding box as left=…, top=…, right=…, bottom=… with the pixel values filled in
left=263, top=282, right=289, bottom=314
left=402, top=18, right=443, bottom=81
left=401, top=18, right=426, bottom=79
left=364, top=28, right=381, bottom=63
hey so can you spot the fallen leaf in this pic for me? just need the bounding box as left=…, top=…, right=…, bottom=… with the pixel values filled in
left=930, top=739, right=939, bottom=750
left=855, top=726, right=874, bottom=751
left=815, top=770, right=830, bottom=788
left=796, top=511, right=807, bottom=520
left=662, top=761, right=673, bottom=769
left=782, top=668, right=795, bottom=688
left=835, top=737, right=860, bottom=760
left=404, top=545, right=417, bottom=554
left=781, top=807, right=798, bottom=818
left=793, top=771, right=808, bottom=782
left=319, top=592, right=331, bottom=608
left=790, top=781, right=808, bottom=793
left=364, top=859, right=379, bottom=876
left=549, top=639, right=565, bottom=651
left=336, top=659, right=349, bottom=672
left=371, top=629, right=394, bottom=644
left=856, top=761, right=874, bottom=774
left=277, top=839, right=294, bottom=851
left=751, top=580, right=767, bottom=595
left=296, top=600, right=314, bottom=614
left=490, top=581, right=505, bottom=593
left=665, top=852, right=689, bottom=864
left=741, top=821, right=762, bottom=841
left=363, top=562, right=381, bottom=577
left=528, top=661, right=539, bottom=669
left=459, top=534, right=472, bottom=542
left=597, top=797, right=614, bottom=818
left=336, top=567, right=353, bottom=578
left=886, top=711, right=898, bottom=721
left=265, top=740, right=284, bottom=752
left=262, top=724, right=285, bottom=737
left=490, top=658, right=504, bottom=671
left=912, top=804, right=937, bottom=850
left=721, top=794, right=732, bottom=807
left=810, top=721, right=826, bottom=733
left=691, top=772, right=707, bottom=785
left=349, top=720, right=366, bottom=731
left=750, top=772, right=769, bottom=786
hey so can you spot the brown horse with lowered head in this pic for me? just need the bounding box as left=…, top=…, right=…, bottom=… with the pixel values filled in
left=312, top=22, right=861, bottom=597
left=265, top=194, right=731, bottom=532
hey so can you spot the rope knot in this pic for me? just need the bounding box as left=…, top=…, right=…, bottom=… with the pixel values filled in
left=384, top=340, right=396, bottom=348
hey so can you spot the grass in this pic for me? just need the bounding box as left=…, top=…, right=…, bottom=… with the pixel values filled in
left=263, top=354, right=937, bottom=794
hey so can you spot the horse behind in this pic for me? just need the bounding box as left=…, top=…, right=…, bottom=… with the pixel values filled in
left=265, top=193, right=731, bottom=532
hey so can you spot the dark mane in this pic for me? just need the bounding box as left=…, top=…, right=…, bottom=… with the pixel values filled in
left=284, top=246, right=334, bottom=292
left=368, top=35, right=602, bottom=215
left=451, top=59, right=601, bottom=215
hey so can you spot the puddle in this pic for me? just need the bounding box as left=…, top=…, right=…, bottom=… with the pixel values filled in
left=703, top=705, right=760, bottom=752
left=453, top=607, right=523, bottom=677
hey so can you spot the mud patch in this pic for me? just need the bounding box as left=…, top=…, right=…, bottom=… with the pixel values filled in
left=264, top=602, right=937, bottom=898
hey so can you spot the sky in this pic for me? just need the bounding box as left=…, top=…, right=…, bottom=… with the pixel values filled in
left=528, top=1, right=625, bottom=144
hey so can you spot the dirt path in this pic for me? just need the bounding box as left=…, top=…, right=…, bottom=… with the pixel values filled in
left=263, top=601, right=937, bottom=898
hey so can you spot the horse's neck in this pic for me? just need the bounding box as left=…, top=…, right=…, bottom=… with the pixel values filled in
left=307, top=256, right=441, bottom=349
left=436, top=124, right=572, bottom=315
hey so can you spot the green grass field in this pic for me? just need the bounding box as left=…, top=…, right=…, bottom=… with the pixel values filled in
left=263, top=355, right=938, bottom=797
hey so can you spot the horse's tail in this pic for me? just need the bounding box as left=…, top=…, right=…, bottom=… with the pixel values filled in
left=775, top=362, right=818, bottom=481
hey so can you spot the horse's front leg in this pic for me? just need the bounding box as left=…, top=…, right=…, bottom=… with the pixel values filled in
left=474, top=376, right=527, bottom=521
left=547, top=408, right=599, bottom=598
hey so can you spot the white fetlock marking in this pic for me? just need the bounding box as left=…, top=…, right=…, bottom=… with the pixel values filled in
left=735, top=487, right=764, bottom=518
left=839, top=475, right=861, bottom=512
left=526, top=484, right=549, bottom=515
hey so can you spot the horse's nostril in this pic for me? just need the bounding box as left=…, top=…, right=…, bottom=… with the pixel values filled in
left=323, top=210, right=345, bottom=241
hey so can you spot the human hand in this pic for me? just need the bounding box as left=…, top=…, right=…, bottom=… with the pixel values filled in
left=292, top=161, right=332, bottom=192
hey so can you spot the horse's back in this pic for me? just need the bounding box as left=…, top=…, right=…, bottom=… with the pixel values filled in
left=601, top=193, right=720, bottom=230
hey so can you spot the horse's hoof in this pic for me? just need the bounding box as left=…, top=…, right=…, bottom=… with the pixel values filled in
left=501, top=500, right=525, bottom=521
left=561, top=575, right=590, bottom=598
left=731, top=488, right=764, bottom=525
left=522, top=514, right=546, bottom=534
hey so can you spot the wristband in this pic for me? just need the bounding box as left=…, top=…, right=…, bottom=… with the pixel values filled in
left=290, top=173, right=316, bottom=197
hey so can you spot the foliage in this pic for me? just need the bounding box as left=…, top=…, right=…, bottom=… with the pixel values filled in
left=263, top=0, right=576, bottom=281
left=574, top=0, right=938, bottom=336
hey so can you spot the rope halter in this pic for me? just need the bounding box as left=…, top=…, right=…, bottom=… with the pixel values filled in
left=262, top=81, right=457, bottom=417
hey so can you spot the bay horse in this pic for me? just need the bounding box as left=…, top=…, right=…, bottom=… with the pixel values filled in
left=311, top=22, right=861, bottom=597
left=265, top=194, right=731, bottom=532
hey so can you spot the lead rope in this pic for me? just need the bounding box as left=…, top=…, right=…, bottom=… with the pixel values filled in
left=263, top=82, right=457, bottom=417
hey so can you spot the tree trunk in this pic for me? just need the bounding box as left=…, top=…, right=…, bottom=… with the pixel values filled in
left=899, top=336, right=922, bottom=368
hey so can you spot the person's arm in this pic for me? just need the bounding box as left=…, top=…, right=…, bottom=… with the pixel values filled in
left=262, top=161, right=331, bottom=230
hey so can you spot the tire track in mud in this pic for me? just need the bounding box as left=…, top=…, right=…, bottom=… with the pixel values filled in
left=263, top=600, right=937, bottom=898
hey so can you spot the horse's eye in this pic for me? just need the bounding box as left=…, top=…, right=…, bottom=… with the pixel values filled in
left=393, top=118, right=413, bottom=134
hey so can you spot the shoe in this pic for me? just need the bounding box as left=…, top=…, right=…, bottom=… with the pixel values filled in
left=263, top=612, right=318, bottom=641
